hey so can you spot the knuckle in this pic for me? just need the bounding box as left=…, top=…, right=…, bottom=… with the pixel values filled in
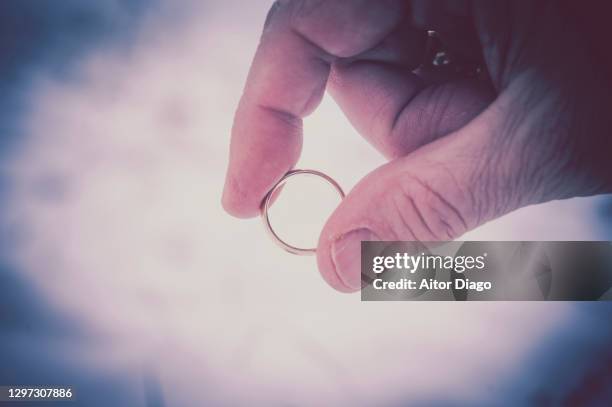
left=263, top=0, right=306, bottom=31
left=291, top=0, right=324, bottom=18
left=290, top=0, right=349, bottom=56
left=289, top=0, right=406, bottom=58
left=384, top=171, right=470, bottom=241
left=263, top=1, right=283, bottom=29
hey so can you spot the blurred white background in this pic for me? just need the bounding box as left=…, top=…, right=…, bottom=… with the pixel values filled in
left=0, top=1, right=610, bottom=405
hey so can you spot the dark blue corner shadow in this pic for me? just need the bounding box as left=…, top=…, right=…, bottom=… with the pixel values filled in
left=387, top=304, right=612, bottom=406
left=0, top=263, right=155, bottom=407
left=501, top=303, right=612, bottom=406
left=0, top=0, right=153, bottom=156
left=0, top=1, right=166, bottom=406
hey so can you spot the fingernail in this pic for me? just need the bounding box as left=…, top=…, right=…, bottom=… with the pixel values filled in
left=331, top=229, right=379, bottom=290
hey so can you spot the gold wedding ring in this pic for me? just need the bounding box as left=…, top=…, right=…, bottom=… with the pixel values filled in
left=261, top=169, right=345, bottom=255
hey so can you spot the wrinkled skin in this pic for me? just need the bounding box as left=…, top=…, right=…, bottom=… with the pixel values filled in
left=222, top=0, right=612, bottom=292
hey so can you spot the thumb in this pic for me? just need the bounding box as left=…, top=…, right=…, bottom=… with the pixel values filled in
left=315, top=97, right=575, bottom=292
left=316, top=139, right=482, bottom=292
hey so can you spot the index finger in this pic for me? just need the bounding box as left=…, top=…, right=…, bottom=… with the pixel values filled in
left=222, top=0, right=408, bottom=218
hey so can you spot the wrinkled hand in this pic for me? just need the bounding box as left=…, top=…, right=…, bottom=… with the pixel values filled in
left=222, top=0, right=612, bottom=292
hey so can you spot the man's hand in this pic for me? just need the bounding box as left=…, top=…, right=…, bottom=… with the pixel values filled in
left=222, top=0, right=612, bottom=292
